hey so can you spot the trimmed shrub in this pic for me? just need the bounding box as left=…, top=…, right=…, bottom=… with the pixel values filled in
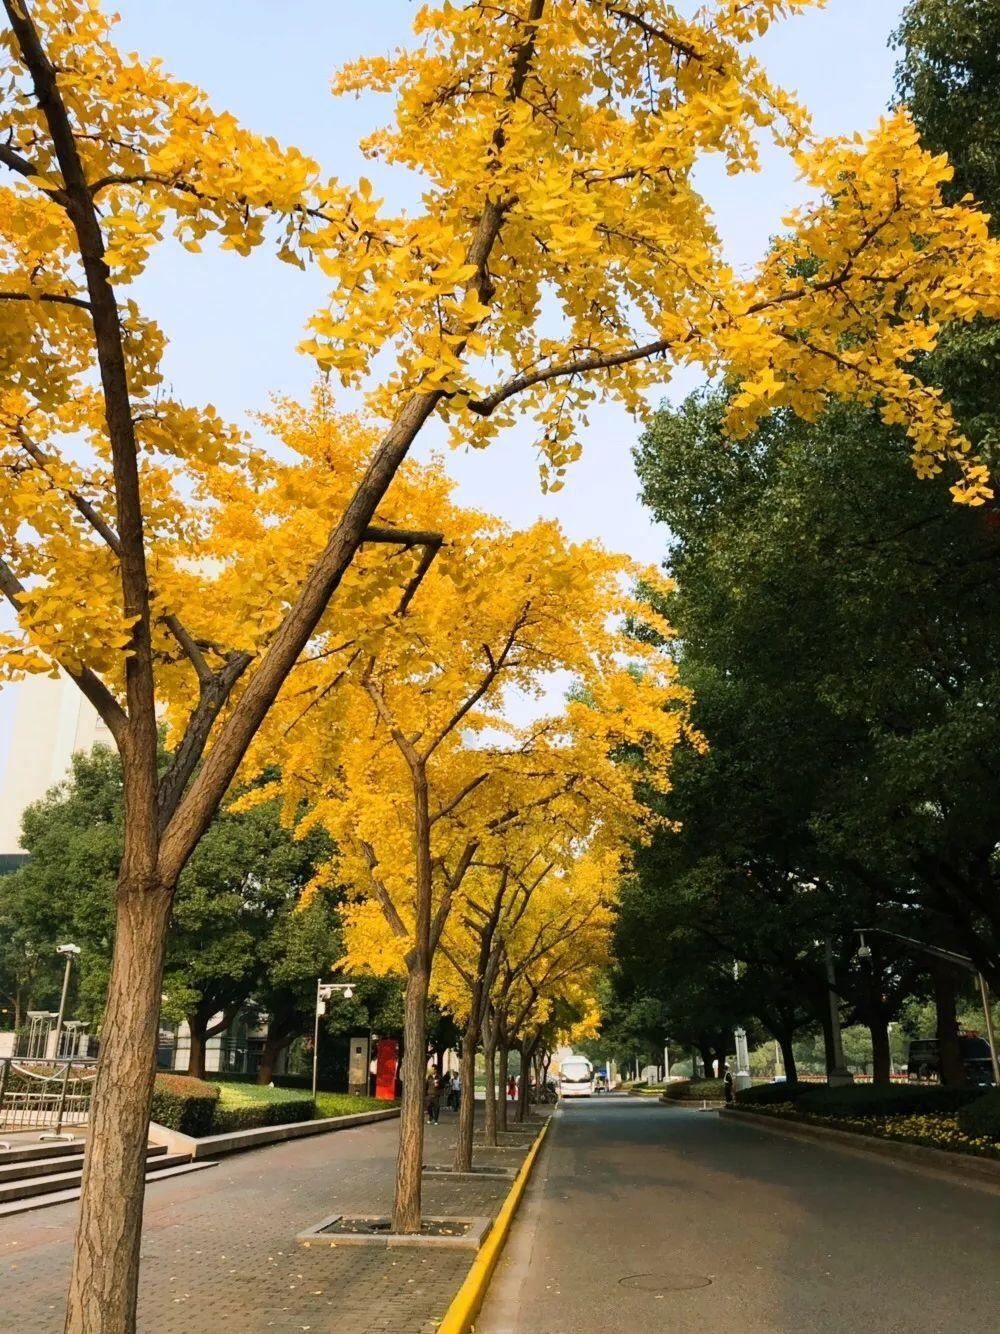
left=796, top=1083, right=982, bottom=1120
left=150, top=1074, right=220, bottom=1136
left=662, top=1078, right=726, bottom=1101
left=957, top=1088, right=1000, bottom=1140
left=735, top=1082, right=810, bottom=1107
left=211, top=1093, right=315, bottom=1133
left=209, top=1081, right=316, bottom=1133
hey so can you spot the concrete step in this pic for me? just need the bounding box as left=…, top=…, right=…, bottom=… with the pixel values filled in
left=0, top=1146, right=184, bottom=1208
left=0, top=1138, right=86, bottom=1166
left=0, top=1159, right=215, bottom=1218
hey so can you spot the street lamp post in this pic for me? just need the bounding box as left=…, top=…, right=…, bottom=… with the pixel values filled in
left=52, top=944, right=81, bottom=1059
left=855, top=928, right=1000, bottom=1087
left=312, top=979, right=354, bottom=1100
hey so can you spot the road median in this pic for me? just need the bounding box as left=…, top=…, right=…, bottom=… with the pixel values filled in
left=726, top=1107, right=1000, bottom=1190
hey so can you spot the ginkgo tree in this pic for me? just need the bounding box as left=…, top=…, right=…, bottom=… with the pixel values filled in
left=4, top=0, right=1000, bottom=1326
left=249, top=489, right=688, bottom=1232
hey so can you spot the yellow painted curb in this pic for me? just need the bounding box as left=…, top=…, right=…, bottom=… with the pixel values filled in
left=438, top=1116, right=553, bottom=1334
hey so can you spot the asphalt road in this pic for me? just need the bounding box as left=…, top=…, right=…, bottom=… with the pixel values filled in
left=477, top=1096, right=1000, bottom=1334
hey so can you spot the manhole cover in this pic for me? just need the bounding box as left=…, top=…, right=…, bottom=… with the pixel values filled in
left=619, top=1272, right=713, bottom=1293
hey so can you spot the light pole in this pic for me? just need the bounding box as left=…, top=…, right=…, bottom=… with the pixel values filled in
left=312, top=979, right=354, bottom=1100
left=855, top=928, right=1000, bottom=1087
left=52, top=944, right=80, bottom=1059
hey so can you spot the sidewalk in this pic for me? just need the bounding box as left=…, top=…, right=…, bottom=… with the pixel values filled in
left=0, top=1108, right=544, bottom=1334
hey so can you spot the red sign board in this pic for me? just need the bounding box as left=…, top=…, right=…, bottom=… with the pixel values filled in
left=375, top=1038, right=400, bottom=1101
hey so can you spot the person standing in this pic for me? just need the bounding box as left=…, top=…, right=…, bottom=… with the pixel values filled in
left=425, top=1068, right=441, bottom=1124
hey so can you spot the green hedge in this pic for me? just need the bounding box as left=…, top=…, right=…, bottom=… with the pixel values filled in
left=735, top=1082, right=810, bottom=1107
left=957, top=1088, right=1000, bottom=1140
left=795, top=1083, right=983, bottom=1120
left=662, top=1078, right=726, bottom=1101
left=150, top=1074, right=220, bottom=1136
left=211, top=1094, right=315, bottom=1133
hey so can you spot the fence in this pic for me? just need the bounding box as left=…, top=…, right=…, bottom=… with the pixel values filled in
left=0, top=1057, right=98, bottom=1137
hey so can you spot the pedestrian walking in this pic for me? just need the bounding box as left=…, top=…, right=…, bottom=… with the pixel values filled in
left=425, top=1069, right=441, bottom=1124
left=507, top=1074, right=517, bottom=1102
left=723, top=1065, right=734, bottom=1105
left=447, top=1072, right=461, bottom=1111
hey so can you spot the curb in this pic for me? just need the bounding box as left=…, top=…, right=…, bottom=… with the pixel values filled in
left=726, top=1108, right=1000, bottom=1190
left=148, top=1107, right=400, bottom=1159
left=437, top=1117, right=552, bottom=1333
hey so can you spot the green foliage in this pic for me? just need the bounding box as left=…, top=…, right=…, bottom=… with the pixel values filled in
left=0, top=746, right=336, bottom=1074
left=662, top=1078, right=726, bottom=1101
left=150, top=1075, right=220, bottom=1136
left=735, top=1082, right=810, bottom=1106
left=211, top=1081, right=315, bottom=1133
left=957, top=1088, right=1000, bottom=1139
left=313, top=1092, right=391, bottom=1118
left=795, top=1084, right=982, bottom=1119
left=894, top=0, right=1000, bottom=217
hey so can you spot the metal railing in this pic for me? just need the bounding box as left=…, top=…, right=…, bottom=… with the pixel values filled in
left=0, top=1056, right=98, bottom=1139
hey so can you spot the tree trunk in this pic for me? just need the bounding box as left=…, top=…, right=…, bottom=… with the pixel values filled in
left=698, top=1043, right=713, bottom=1079
left=483, top=1024, right=498, bottom=1147
left=869, top=1018, right=891, bottom=1086
left=393, top=960, right=430, bottom=1233
left=391, top=760, right=433, bottom=1235
left=257, top=1028, right=292, bottom=1086
left=516, top=1038, right=533, bottom=1122
left=185, top=1015, right=207, bottom=1080
left=778, top=1033, right=798, bottom=1084
left=933, top=962, right=967, bottom=1087
left=65, top=880, right=172, bottom=1334
left=497, top=1039, right=509, bottom=1133
left=454, top=1019, right=479, bottom=1173
left=819, top=1010, right=836, bottom=1075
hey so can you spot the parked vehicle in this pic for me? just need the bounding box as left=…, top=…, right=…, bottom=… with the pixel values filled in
left=558, top=1055, right=595, bottom=1098
left=906, top=1036, right=995, bottom=1087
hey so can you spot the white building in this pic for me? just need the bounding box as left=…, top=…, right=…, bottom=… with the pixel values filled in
left=0, top=673, right=110, bottom=855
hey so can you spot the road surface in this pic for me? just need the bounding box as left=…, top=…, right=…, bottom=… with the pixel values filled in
left=478, top=1096, right=1000, bottom=1333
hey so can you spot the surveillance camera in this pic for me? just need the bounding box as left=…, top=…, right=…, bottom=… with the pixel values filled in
left=858, top=943, right=872, bottom=961
left=56, top=943, right=81, bottom=957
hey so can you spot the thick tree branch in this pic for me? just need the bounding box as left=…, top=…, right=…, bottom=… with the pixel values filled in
left=0, top=289, right=90, bottom=310
left=360, top=840, right=409, bottom=939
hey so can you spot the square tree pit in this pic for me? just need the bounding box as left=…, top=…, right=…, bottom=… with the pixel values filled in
left=297, top=1213, right=492, bottom=1250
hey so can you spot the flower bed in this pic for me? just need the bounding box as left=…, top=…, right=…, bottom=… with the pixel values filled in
left=739, top=1100, right=1000, bottom=1162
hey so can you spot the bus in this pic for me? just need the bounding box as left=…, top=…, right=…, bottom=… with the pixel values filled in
left=558, top=1054, right=595, bottom=1098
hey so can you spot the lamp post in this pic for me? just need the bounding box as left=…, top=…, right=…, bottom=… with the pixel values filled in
left=52, top=944, right=81, bottom=1059
left=312, top=979, right=354, bottom=1100
left=855, top=928, right=1000, bottom=1087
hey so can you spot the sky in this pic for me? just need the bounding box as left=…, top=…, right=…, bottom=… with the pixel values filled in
left=0, top=0, right=907, bottom=766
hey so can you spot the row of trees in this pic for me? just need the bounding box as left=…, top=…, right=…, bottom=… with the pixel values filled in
left=4, top=0, right=1000, bottom=1327
left=610, top=0, right=1000, bottom=1090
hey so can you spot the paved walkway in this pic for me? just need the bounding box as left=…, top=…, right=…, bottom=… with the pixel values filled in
left=479, top=1096, right=1000, bottom=1334
left=1, top=1110, right=526, bottom=1334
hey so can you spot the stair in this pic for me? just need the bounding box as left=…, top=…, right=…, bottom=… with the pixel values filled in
left=0, top=1140, right=214, bottom=1216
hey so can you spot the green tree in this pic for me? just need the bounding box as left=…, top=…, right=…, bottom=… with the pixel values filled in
left=0, top=747, right=334, bottom=1074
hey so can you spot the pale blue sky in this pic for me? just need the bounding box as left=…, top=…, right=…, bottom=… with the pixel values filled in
left=0, top=0, right=907, bottom=762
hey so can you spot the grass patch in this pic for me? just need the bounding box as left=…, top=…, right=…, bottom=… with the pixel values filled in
left=314, top=1091, right=394, bottom=1119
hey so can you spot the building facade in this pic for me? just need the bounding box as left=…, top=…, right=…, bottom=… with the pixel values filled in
left=0, top=673, right=108, bottom=855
